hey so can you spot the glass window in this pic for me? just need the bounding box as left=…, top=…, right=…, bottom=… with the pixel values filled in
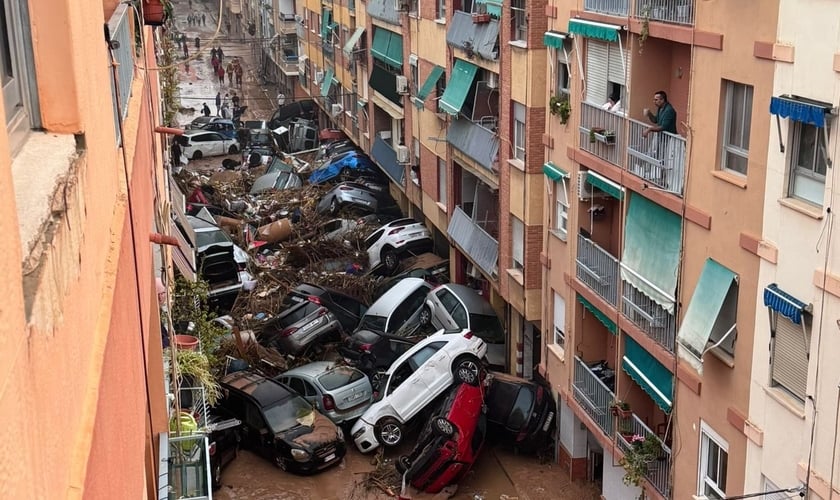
left=699, top=424, right=728, bottom=499
left=513, top=102, right=525, bottom=161
left=409, top=55, right=418, bottom=96
left=788, top=121, right=829, bottom=206
left=436, top=0, right=446, bottom=19
left=437, top=289, right=460, bottom=313
left=511, top=0, right=526, bottom=42
left=1, top=0, right=37, bottom=151
left=263, top=396, right=314, bottom=433
left=318, top=366, right=365, bottom=390
left=553, top=292, right=565, bottom=349
left=553, top=178, right=569, bottom=240
left=409, top=341, right=446, bottom=369
left=511, top=217, right=524, bottom=270
left=435, top=71, right=446, bottom=101
left=708, top=281, right=738, bottom=355
left=450, top=302, right=467, bottom=325
left=387, top=362, right=414, bottom=394
left=287, top=377, right=306, bottom=395
left=720, top=80, right=753, bottom=175
left=437, top=157, right=447, bottom=205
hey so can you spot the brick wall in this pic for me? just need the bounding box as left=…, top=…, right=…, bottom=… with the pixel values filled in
left=525, top=223, right=543, bottom=288
left=525, top=106, right=547, bottom=173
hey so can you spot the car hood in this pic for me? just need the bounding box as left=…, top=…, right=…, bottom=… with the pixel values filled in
left=276, top=411, right=339, bottom=448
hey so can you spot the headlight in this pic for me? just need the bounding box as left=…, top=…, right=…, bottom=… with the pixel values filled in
left=337, top=427, right=344, bottom=441
left=290, top=448, right=310, bottom=461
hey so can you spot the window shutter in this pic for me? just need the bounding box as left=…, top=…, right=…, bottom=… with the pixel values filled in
left=772, top=315, right=809, bottom=401
left=607, top=41, right=627, bottom=86
left=585, top=39, right=609, bottom=104
left=553, top=292, right=566, bottom=331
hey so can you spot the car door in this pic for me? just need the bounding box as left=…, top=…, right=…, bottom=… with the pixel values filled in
left=222, top=392, right=264, bottom=452
left=433, top=288, right=467, bottom=330
left=383, top=359, right=423, bottom=421
left=409, top=341, right=451, bottom=410
left=388, top=342, right=446, bottom=421
left=285, top=376, right=320, bottom=410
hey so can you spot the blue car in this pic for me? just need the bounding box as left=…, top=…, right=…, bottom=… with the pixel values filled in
left=199, top=119, right=237, bottom=140
left=308, top=152, right=379, bottom=185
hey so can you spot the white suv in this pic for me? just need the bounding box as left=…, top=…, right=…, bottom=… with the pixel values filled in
left=364, top=218, right=433, bottom=273
left=349, top=329, right=486, bottom=452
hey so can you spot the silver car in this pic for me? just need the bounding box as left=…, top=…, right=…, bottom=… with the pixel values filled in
left=316, top=181, right=390, bottom=216
left=276, top=362, right=373, bottom=425
left=421, top=283, right=506, bottom=368
left=250, top=168, right=303, bottom=194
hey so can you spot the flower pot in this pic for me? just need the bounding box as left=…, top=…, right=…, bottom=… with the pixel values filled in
left=173, top=334, right=200, bottom=351
left=143, top=0, right=167, bottom=26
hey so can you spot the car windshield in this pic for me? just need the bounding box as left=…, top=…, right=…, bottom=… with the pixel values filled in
left=358, top=314, right=387, bottom=332
left=318, top=366, right=365, bottom=390
left=468, top=314, right=505, bottom=343
left=505, top=387, right=535, bottom=430
left=262, top=396, right=316, bottom=433
left=195, top=229, right=230, bottom=248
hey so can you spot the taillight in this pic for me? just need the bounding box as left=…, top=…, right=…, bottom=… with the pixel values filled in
left=307, top=295, right=322, bottom=305
left=209, top=441, right=217, bottom=456
left=463, top=331, right=474, bottom=340
left=339, top=185, right=353, bottom=191
left=359, top=343, right=372, bottom=352
left=280, top=327, right=298, bottom=337
left=323, top=395, right=336, bottom=411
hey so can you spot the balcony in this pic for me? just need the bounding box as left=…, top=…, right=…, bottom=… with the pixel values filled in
left=371, top=133, right=405, bottom=185
left=447, top=206, right=499, bottom=278
left=621, top=273, right=676, bottom=352
left=367, top=0, right=401, bottom=25
left=275, top=48, right=300, bottom=75
left=573, top=356, right=615, bottom=437
left=576, top=234, right=619, bottom=307
left=108, top=4, right=134, bottom=145
left=616, top=413, right=672, bottom=497
left=579, top=102, right=626, bottom=168
left=446, top=11, right=500, bottom=61
left=276, top=16, right=297, bottom=34
left=447, top=117, right=500, bottom=174
left=627, top=119, right=686, bottom=196
left=584, top=0, right=628, bottom=17
left=635, top=0, right=694, bottom=26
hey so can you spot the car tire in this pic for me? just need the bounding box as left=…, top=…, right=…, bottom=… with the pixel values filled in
left=453, top=355, right=481, bottom=386
left=418, top=306, right=432, bottom=326
left=211, top=460, right=222, bottom=490
left=340, top=167, right=351, bottom=180
left=375, top=417, right=404, bottom=448
left=273, top=452, right=288, bottom=471
left=382, top=249, right=398, bottom=274
left=329, top=197, right=339, bottom=215
left=229, top=145, right=239, bottom=154
left=432, top=417, right=455, bottom=438
left=395, top=455, right=412, bottom=475
left=192, top=150, right=203, bottom=160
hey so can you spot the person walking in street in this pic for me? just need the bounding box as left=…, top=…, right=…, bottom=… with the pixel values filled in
left=217, top=47, right=224, bottom=63
left=220, top=103, right=230, bottom=119
left=183, top=42, right=189, bottom=59
left=235, top=65, right=243, bottom=88
left=231, top=92, right=240, bottom=110
left=210, top=46, right=217, bottom=61
left=215, top=92, right=222, bottom=115
left=202, top=102, right=211, bottom=117
left=226, top=62, right=235, bottom=86
left=277, top=92, right=285, bottom=107
left=202, top=13, right=206, bottom=26
left=194, top=36, right=200, bottom=50
left=187, top=14, right=192, bottom=26
left=216, top=64, right=225, bottom=86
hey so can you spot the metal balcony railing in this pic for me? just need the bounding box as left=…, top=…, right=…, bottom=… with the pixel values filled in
left=168, top=433, right=212, bottom=499
left=371, top=134, right=405, bottom=185
left=447, top=206, right=499, bottom=278
left=635, top=0, right=694, bottom=26
left=579, top=102, right=627, bottom=168
left=627, top=118, right=686, bottom=196
left=107, top=4, right=135, bottom=145
left=616, top=413, right=672, bottom=497
left=573, top=356, right=616, bottom=437
left=576, top=234, right=620, bottom=307
left=584, top=0, right=629, bottom=16
left=620, top=276, right=676, bottom=352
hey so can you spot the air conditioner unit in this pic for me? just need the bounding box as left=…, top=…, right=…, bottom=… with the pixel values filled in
left=578, top=170, right=607, bottom=200
left=486, top=73, right=499, bottom=89
left=396, top=75, right=409, bottom=94
left=314, top=70, right=324, bottom=84
left=396, top=144, right=411, bottom=164
left=330, top=103, right=343, bottom=116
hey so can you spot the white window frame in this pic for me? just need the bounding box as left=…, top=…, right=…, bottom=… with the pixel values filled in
left=511, top=216, right=524, bottom=271
left=720, top=80, right=753, bottom=175
left=553, top=292, right=566, bottom=349
left=436, top=0, right=445, bottom=20
left=787, top=120, right=830, bottom=206
left=552, top=177, right=569, bottom=240
left=513, top=102, right=526, bottom=161
left=409, top=54, right=419, bottom=96
left=437, top=157, right=447, bottom=206
left=2, top=0, right=38, bottom=152
left=511, top=0, right=527, bottom=42
left=698, top=422, right=728, bottom=500
left=556, top=43, right=571, bottom=96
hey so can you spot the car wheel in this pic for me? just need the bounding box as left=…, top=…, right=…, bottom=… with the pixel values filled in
left=395, top=455, right=412, bottom=475
left=340, top=167, right=351, bottom=180
left=375, top=417, right=404, bottom=448
left=228, top=145, right=239, bottom=154
left=432, top=417, right=455, bottom=438
left=453, top=356, right=480, bottom=386
left=273, top=452, right=288, bottom=471
left=329, top=197, right=339, bottom=215
left=192, top=150, right=203, bottom=160
left=211, top=460, right=222, bottom=490
left=418, top=306, right=431, bottom=326
left=382, top=249, right=398, bottom=273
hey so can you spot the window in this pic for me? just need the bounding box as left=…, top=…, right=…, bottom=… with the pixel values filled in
left=511, top=0, right=527, bottom=42
left=699, top=423, right=728, bottom=499
left=2, top=0, right=38, bottom=150
left=762, top=477, right=791, bottom=500
left=511, top=217, right=524, bottom=271
left=409, top=55, right=418, bottom=96
left=552, top=178, right=569, bottom=240
left=556, top=42, right=571, bottom=96
left=720, top=81, right=753, bottom=175
left=437, top=157, right=447, bottom=205
left=435, top=71, right=446, bottom=101
left=436, top=0, right=446, bottom=20
left=710, top=278, right=738, bottom=356
left=788, top=121, right=829, bottom=206
left=770, top=313, right=810, bottom=402
left=585, top=39, right=626, bottom=106
left=513, top=101, right=525, bottom=161
left=553, top=292, right=566, bottom=349
left=409, top=0, right=419, bottom=15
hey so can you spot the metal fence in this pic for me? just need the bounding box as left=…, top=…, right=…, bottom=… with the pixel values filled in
left=579, top=102, right=627, bottom=168
left=584, top=0, right=629, bottom=16
left=627, top=118, right=686, bottom=196
left=620, top=276, right=676, bottom=352
left=107, top=4, right=135, bottom=145
left=168, top=433, right=212, bottom=500
left=447, top=206, right=499, bottom=278
left=573, top=356, right=616, bottom=437
left=635, top=0, right=694, bottom=26
left=576, top=234, right=620, bottom=307
left=616, top=413, right=672, bottom=497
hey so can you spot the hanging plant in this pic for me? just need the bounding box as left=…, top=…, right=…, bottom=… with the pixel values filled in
left=638, top=7, right=650, bottom=54
left=619, top=434, right=663, bottom=487
left=550, top=94, right=571, bottom=124
left=159, top=20, right=180, bottom=127
left=175, top=348, right=222, bottom=406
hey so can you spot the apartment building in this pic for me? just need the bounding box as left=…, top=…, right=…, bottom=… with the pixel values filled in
left=0, top=1, right=169, bottom=498
left=540, top=1, right=779, bottom=498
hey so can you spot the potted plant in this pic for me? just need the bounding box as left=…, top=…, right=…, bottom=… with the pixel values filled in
left=550, top=94, right=571, bottom=124
left=620, top=434, right=663, bottom=487
left=610, top=399, right=632, bottom=418
left=143, top=0, right=172, bottom=26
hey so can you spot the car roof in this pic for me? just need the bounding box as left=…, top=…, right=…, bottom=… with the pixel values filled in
left=366, top=277, right=432, bottom=315
left=282, top=361, right=338, bottom=378
left=436, top=283, right=496, bottom=314
left=205, top=119, right=235, bottom=126
left=383, top=218, right=421, bottom=228
left=221, top=371, right=295, bottom=406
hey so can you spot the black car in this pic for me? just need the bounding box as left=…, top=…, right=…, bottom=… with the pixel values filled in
left=207, top=414, right=242, bottom=490
left=216, top=371, right=347, bottom=474
left=268, top=99, right=317, bottom=130
left=341, top=330, right=421, bottom=377
left=484, top=372, right=556, bottom=451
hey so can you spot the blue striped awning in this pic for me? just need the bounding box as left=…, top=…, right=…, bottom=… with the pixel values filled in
left=764, top=284, right=808, bottom=325
left=769, top=96, right=831, bottom=128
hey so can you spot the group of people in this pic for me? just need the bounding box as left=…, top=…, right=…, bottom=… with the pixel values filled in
left=186, top=12, right=206, bottom=26
left=206, top=91, right=243, bottom=119
left=210, top=48, right=243, bottom=88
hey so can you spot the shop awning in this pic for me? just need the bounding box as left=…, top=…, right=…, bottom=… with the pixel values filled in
left=586, top=170, right=624, bottom=200
left=320, top=67, right=335, bottom=97
left=769, top=95, right=832, bottom=128
left=474, top=0, right=502, bottom=16
left=620, top=193, right=681, bottom=312
left=343, top=26, right=366, bottom=56
left=542, top=161, right=569, bottom=181
left=577, top=294, right=617, bottom=334
left=416, top=65, right=445, bottom=101
left=439, top=59, right=478, bottom=115
left=764, top=284, right=809, bottom=325
left=568, top=18, right=620, bottom=42
left=543, top=30, right=568, bottom=49
left=371, top=28, right=403, bottom=68
left=677, top=259, right=737, bottom=362
left=622, top=335, right=673, bottom=412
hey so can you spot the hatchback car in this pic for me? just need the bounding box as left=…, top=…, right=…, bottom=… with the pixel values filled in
left=397, top=381, right=487, bottom=493
left=276, top=362, right=373, bottom=425
left=316, top=181, right=395, bottom=217
left=216, top=371, right=346, bottom=473
left=365, top=218, right=434, bottom=274
left=181, top=130, right=240, bottom=160
left=198, top=118, right=237, bottom=139
left=349, top=329, right=487, bottom=452
left=243, top=119, right=268, bottom=130
left=421, top=283, right=506, bottom=368
left=485, top=372, right=556, bottom=451
left=317, top=215, right=380, bottom=243
left=308, top=152, right=379, bottom=185
left=250, top=169, right=303, bottom=194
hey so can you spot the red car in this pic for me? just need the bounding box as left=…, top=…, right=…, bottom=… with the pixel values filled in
left=396, top=381, right=486, bottom=493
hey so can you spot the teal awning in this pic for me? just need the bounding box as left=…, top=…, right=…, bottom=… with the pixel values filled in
left=343, top=26, right=366, bottom=56
left=568, top=18, right=620, bottom=42
left=677, top=259, right=737, bottom=362
left=416, top=65, right=445, bottom=101
left=622, top=335, right=673, bottom=412
left=474, top=0, right=502, bottom=16
left=439, top=59, right=478, bottom=115
left=620, top=194, right=682, bottom=313
left=577, top=294, right=617, bottom=334
left=320, top=9, right=332, bottom=39
left=586, top=170, right=624, bottom=200
left=320, top=67, right=335, bottom=97
left=542, top=161, right=569, bottom=181
left=371, top=28, right=403, bottom=68
left=543, top=31, right=568, bottom=49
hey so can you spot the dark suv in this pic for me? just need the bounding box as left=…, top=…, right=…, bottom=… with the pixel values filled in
left=485, top=372, right=555, bottom=451
left=268, top=99, right=317, bottom=130
left=216, top=371, right=346, bottom=474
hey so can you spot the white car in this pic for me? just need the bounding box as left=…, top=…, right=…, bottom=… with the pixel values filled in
left=181, top=130, right=240, bottom=160
left=364, top=218, right=433, bottom=273
left=349, top=329, right=486, bottom=453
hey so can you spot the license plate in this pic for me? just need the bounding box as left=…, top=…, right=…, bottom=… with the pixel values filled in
left=303, top=318, right=321, bottom=330
left=543, top=412, right=554, bottom=431
left=347, top=392, right=364, bottom=401
left=324, top=453, right=336, bottom=462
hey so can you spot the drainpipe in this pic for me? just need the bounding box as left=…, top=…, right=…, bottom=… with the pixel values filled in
left=150, top=233, right=179, bottom=246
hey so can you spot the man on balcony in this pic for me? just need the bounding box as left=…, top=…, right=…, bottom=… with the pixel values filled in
left=641, top=90, right=677, bottom=137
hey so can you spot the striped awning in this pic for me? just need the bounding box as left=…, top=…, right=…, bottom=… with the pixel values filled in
left=764, top=284, right=809, bottom=325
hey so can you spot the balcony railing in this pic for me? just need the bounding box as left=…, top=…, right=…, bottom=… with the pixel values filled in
left=579, top=102, right=626, bottom=168
left=576, top=234, right=619, bottom=307
left=371, top=133, right=405, bottom=185
left=620, top=276, right=676, bottom=352
left=276, top=17, right=297, bottom=34
left=635, top=0, right=694, bottom=26
left=616, top=413, right=672, bottom=497
left=447, top=206, right=499, bottom=278
left=584, top=0, right=629, bottom=16
left=168, top=433, right=212, bottom=499
left=447, top=117, right=500, bottom=174
left=627, top=118, right=686, bottom=196
left=108, top=4, right=134, bottom=145
left=573, top=356, right=615, bottom=437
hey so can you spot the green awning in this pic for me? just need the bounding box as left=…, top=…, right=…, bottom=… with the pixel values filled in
left=343, top=26, right=366, bottom=56
left=577, top=294, right=617, bottom=334
left=586, top=170, right=624, bottom=200
left=320, top=9, right=332, bottom=39
left=620, top=193, right=682, bottom=313
left=320, top=67, right=335, bottom=97
left=439, top=59, right=478, bottom=115
left=474, top=0, right=502, bottom=16
left=416, top=65, right=445, bottom=101
left=542, top=161, right=569, bottom=181
left=543, top=31, right=568, bottom=49
left=622, top=335, right=673, bottom=412
left=371, top=28, right=403, bottom=68
left=677, top=259, right=737, bottom=363
left=568, top=18, right=620, bottom=42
